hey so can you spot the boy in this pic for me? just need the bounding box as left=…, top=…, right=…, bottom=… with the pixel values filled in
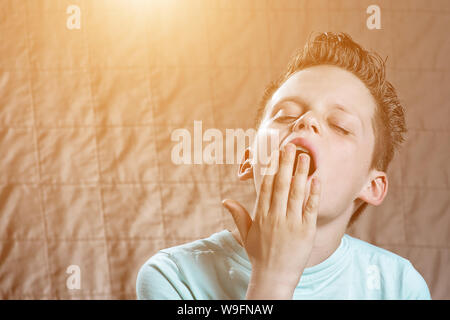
left=136, top=32, right=431, bottom=299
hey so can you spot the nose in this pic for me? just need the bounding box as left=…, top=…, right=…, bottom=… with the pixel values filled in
left=292, top=111, right=321, bottom=134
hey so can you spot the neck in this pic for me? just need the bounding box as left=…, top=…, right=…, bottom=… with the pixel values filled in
left=304, top=216, right=348, bottom=268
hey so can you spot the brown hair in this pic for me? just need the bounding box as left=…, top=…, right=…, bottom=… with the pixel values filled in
left=255, top=32, right=407, bottom=226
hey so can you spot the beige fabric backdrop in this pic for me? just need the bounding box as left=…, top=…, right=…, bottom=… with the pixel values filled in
left=0, top=0, right=448, bottom=299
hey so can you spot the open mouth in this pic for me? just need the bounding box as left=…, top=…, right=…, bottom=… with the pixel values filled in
left=293, top=146, right=316, bottom=177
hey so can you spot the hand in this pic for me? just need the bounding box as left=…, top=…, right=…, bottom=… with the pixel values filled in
left=222, top=143, right=321, bottom=297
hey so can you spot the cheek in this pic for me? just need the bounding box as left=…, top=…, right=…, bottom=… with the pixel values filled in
left=321, top=141, right=363, bottom=192
left=321, top=140, right=369, bottom=201
left=328, top=139, right=362, bottom=171
left=318, top=158, right=362, bottom=216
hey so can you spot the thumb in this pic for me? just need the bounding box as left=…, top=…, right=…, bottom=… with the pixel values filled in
left=222, top=199, right=252, bottom=244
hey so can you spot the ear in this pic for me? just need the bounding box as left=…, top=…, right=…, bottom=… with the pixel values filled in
left=357, top=170, right=388, bottom=206
left=237, top=148, right=254, bottom=181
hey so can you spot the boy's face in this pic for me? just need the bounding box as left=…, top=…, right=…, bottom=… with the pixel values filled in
left=247, top=65, right=386, bottom=223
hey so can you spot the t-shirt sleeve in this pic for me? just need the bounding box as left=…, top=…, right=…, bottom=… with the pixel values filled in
left=401, top=261, right=432, bottom=300
left=136, top=251, right=194, bottom=300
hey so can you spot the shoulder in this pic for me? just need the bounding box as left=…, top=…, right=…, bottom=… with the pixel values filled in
left=136, top=230, right=233, bottom=299
left=140, top=234, right=227, bottom=282
left=344, top=234, right=431, bottom=299
left=136, top=251, right=185, bottom=299
left=344, top=234, right=407, bottom=264
left=155, top=230, right=233, bottom=265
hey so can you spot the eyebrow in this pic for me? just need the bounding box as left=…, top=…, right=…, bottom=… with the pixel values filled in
left=271, top=96, right=363, bottom=128
left=329, top=104, right=364, bottom=130
left=270, top=96, right=309, bottom=115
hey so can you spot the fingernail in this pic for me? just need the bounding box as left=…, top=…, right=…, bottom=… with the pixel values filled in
left=285, top=143, right=295, bottom=155
left=301, top=153, right=309, bottom=163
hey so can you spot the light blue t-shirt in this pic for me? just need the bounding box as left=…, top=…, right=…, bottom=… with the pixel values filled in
left=136, top=229, right=431, bottom=300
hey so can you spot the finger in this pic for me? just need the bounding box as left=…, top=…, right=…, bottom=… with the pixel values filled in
left=303, top=177, right=321, bottom=227
left=222, top=199, right=252, bottom=244
left=269, top=143, right=296, bottom=217
left=254, top=150, right=278, bottom=220
left=286, top=152, right=310, bottom=220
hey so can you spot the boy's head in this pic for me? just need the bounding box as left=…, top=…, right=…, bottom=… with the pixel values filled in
left=238, top=32, right=407, bottom=227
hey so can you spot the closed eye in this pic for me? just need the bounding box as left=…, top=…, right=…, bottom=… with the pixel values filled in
left=331, top=124, right=350, bottom=135
left=274, top=116, right=297, bottom=123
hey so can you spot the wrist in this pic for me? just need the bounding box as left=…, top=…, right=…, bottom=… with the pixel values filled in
left=246, top=269, right=300, bottom=300
left=251, top=267, right=302, bottom=288
left=246, top=280, right=295, bottom=300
